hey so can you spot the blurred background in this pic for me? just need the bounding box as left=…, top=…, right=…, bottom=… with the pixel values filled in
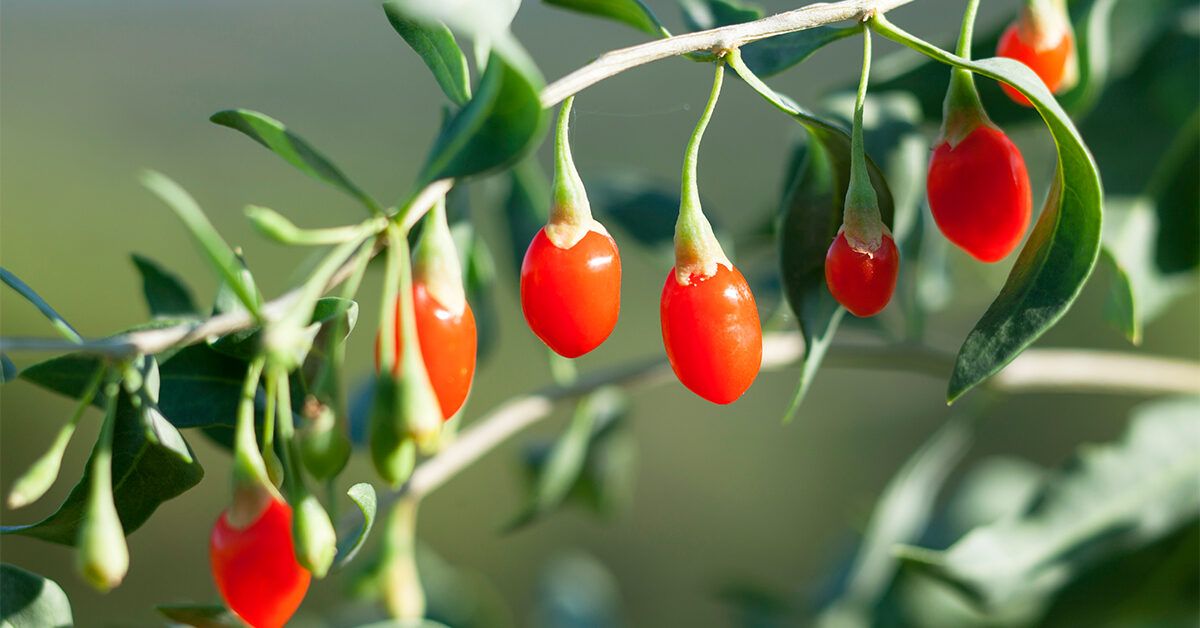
left=1, top=0, right=1197, bottom=626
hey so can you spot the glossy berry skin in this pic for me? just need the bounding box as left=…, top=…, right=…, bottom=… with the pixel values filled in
left=996, top=21, right=1074, bottom=107
left=520, top=228, right=621, bottom=358
left=660, top=265, right=762, bottom=404
left=927, top=125, right=1032, bottom=263
left=377, top=282, right=477, bottom=420
left=210, top=497, right=310, bottom=628
left=825, top=230, right=900, bottom=318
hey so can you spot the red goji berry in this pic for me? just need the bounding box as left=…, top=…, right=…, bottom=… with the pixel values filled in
left=927, top=125, right=1032, bottom=262
left=825, top=228, right=900, bottom=318
left=661, top=264, right=762, bottom=404
left=520, top=228, right=621, bottom=358
left=210, top=496, right=310, bottom=628
left=996, top=2, right=1075, bottom=107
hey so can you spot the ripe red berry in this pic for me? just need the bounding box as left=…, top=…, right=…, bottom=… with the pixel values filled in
left=996, top=19, right=1074, bottom=107
left=520, top=227, right=621, bottom=358
left=210, top=497, right=310, bottom=628
left=825, top=229, right=899, bottom=317
left=927, top=125, right=1032, bottom=262
left=660, top=264, right=762, bottom=404
left=376, top=281, right=477, bottom=420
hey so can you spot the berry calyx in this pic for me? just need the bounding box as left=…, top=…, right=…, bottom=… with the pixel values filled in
left=825, top=228, right=900, bottom=317
left=826, top=27, right=898, bottom=317
left=928, top=125, right=1032, bottom=262
left=996, top=0, right=1076, bottom=107
left=210, top=494, right=311, bottom=628
left=520, top=96, right=621, bottom=358
left=661, top=264, right=762, bottom=404
left=521, top=228, right=621, bottom=358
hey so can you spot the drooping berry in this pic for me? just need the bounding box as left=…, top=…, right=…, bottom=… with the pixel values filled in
left=378, top=282, right=477, bottom=419
left=210, top=496, right=310, bottom=628
left=927, top=125, right=1032, bottom=262
left=520, top=95, right=622, bottom=359
left=825, top=228, right=900, bottom=318
left=996, top=0, right=1075, bottom=107
left=521, top=228, right=621, bottom=358
left=661, top=264, right=762, bottom=404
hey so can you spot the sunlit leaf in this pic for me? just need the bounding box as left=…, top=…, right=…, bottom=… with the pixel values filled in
left=384, top=6, right=472, bottom=106
left=0, top=563, right=73, bottom=628
left=333, top=483, right=378, bottom=572
left=210, top=110, right=380, bottom=214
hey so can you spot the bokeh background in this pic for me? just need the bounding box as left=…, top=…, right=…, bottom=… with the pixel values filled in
left=1, top=0, right=1197, bottom=626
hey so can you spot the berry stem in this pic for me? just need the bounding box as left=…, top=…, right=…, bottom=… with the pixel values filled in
left=548, top=95, right=593, bottom=235
left=939, top=0, right=990, bottom=147
left=842, top=27, right=885, bottom=251
left=413, top=195, right=466, bottom=314
left=674, top=60, right=730, bottom=283
left=230, top=355, right=276, bottom=527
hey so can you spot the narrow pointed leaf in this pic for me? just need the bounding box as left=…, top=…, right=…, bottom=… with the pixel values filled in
left=0, top=267, right=82, bottom=343
left=384, top=6, right=471, bottom=106
left=131, top=254, right=199, bottom=318
left=210, top=109, right=380, bottom=213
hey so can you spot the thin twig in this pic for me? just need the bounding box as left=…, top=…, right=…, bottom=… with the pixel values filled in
left=380, top=334, right=1200, bottom=511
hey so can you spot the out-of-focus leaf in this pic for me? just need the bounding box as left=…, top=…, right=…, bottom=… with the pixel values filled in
left=534, top=552, right=623, bottom=628
left=944, top=457, right=1045, bottom=535
left=727, top=52, right=895, bottom=420
left=210, top=109, right=380, bottom=213
left=333, top=483, right=378, bottom=572
left=816, top=419, right=972, bottom=628
left=0, top=563, right=73, bottom=628
left=502, top=156, right=550, bottom=279
left=155, top=604, right=245, bottom=627
left=121, top=355, right=192, bottom=462
left=451, top=223, right=500, bottom=361
left=588, top=172, right=723, bottom=254
left=682, top=0, right=856, bottom=75
left=509, top=388, right=631, bottom=530
left=417, top=52, right=546, bottom=184
left=0, top=267, right=82, bottom=343
left=872, top=19, right=1105, bottom=403
left=869, top=0, right=1178, bottom=124
left=19, top=353, right=108, bottom=407
left=142, top=171, right=262, bottom=317
left=895, top=396, right=1200, bottom=610
left=0, top=392, right=204, bottom=545
left=130, top=254, right=200, bottom=318
left=385, top=6, right=472, bottom=106
left=545, top=0, right=667, bottom=36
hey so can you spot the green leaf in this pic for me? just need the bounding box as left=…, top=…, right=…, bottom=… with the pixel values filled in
left=209, top=109, right=380, bottom=214
left=122, top=355, right=193, bottom=463
left=142, top=171, right=262, bottom=318
left=589, top=172, right=725, bottom=253
left=383, top=0, right=520, bottom=44
left=895, top=396, right=1200, bottom=610
left=546, top=0, right=667, bottom=36
left=727, top=53, right=895, bottom=421
left=872, top=18, right=1105, bottom=402
left=1101, top=197, right=1197, bottom=345
left=0, top=564, right=73, bottom=628
left=501, top=156, right=550, bottom=281
left=130, top=254, right=199, bottom=318
left=817, top=418, right=972, bottom=626
left=1, top=392, right=204, bottom=545
left=333, top=483, right=378, bottom=572
left=508, top=388, right=630, bottom=530
left=0, top=267, right=82, bottom=343
left=19, top=353, right=109, bottom=407
left=155, top=604, right=246, bottom=628
left=417, top=51, right=546, bottom=184
left=385, top=6, right=472, bottom=106
left=682, top=0, right=856, bottom=75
